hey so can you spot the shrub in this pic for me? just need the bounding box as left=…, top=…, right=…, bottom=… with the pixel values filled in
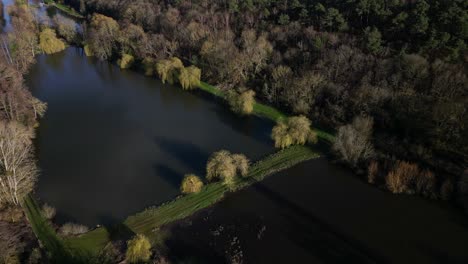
left=180, top=174, right=204, bottom=194
left=206, top=151, right=250, bottom=187
left=271, top=115, right=315, bottom=149
left=459, top=170, right=468, bottom=195
left=307, top=130, right=318, bottom=145
left=142, top=58, right=154, bottom=76
left=0, top=206, right=23, bottom=223
left=96, top=242, right=120, bottom=264
left=440, top=179, right=454, bottom=201
left=39, top=28, right=66, bottom=54
left=367, top=160, right=378, bottom=184
left=332, top=116, right=374, bottom=167
left=59, top=223, right=89, bottom=236
left=227, top=90, right=256, bottom=115
left=386, top=161, right=419, bottom=194
left=84, top=44, right=93, bottom=57
left=459, top=170, right=468, bottom=212
left=231, top=154, right=250, bottom=177
left=126, top=234, right=152, bottom=263
left=415, top=170, right=436, bottom=197
left=271, top=122, right=292, bottom=149
left=54, top=15, right=77, bottom=43
left=41, top=204, right=56, bottom=220
left=179, top=65, right=201, bottom=90
left=206, top=150, right=236, bottom=182
left=156, top=57, right=184, bottom=84
left=119, top=54, right=134, bottom=69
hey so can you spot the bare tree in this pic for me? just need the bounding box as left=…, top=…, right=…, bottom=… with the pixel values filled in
left=0, top=121, right=37, bottom=206
left=333, top=116, right=374, bottom=167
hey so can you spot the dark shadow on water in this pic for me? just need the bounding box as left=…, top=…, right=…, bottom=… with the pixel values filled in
left=250, top=183, right=387, bottom=264
left=153, top=163, right=184, bottom=189
left=417, top=244, right=465, bottom=264
left=154, top=137, right=209, bottom=176
left=99, top=215, right=135, bottom=242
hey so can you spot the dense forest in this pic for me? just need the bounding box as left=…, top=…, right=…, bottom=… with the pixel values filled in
left=61, top=0, right=467, bottom=200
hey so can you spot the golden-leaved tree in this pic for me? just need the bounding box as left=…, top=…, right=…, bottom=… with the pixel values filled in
left=39, top=28, right=66, bottom=54
left=178, top=65, right=201, bottom=90
left=155, top=57, right=184, bottom=84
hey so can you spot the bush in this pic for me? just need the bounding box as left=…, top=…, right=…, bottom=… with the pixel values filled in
left=126, top=234, right=152, bottom=263
left=367, top=160, right=378, bottom=184
left=206, top=150, right=250, bottom=187
left=415, top=170, right=436, bottom=197
left=142, top=58, right=154, bottom=76
left=206, top=150, right=236, bottom=182
left=386, top=161, right=419, bottom=194
left=332, top=116, right=374, bottom=167
left=231, top=154, right=250, bottom=177
left=39, top=28, right=66, bottom=54
left=440, top=179, right=454, bottom=201
left=41, top=204, right=56, bottom=220
left=119, top=54, right=134, bottom=69
left=180, top=174, right=204, bottom=194
left=459, top=170, right=468, bottom=212
left=53, top=15, right=77, bottom=43
left=0, top=206, right=23, bottom=223
left=459, top=170, right=468, bottom=194
left=156, top=57, right=184, bottom=84
left=179, top=65, right=201, bottom=90
left=227, top=90, right=256, bottom=115
left=84, top=44, right=93, bottom=57
left=59, top=223, right=89, bottom=236
left=271, top=115, right=315, bottom=149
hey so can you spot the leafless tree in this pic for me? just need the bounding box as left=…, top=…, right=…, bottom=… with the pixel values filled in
left=0, top=121, right=37, bottom=206
left=333, top=116, right=374, bottom=167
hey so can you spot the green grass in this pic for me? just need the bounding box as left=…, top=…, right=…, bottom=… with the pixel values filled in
left=65, top=145, right=320, bottom=255
left=23, top=195, right=93, bottom=263
left=198, top=82, right=334, bottom=143
left=44, top=0, right=84, bottom=19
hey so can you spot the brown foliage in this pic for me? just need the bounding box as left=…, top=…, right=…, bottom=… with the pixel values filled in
left=415, top=170, right=436, bottom=197
left=333, top=116, right=374, bottom=167
left=386, top=161, right=419, bottom=194
left=367, top=160, right=378, bottom=184
left=440, top=179, right=454, bottom=201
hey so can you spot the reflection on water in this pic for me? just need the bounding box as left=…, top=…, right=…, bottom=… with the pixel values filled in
left=27, top=48, right=275, bottom=226
left=163, top=159, right=468, bottom=264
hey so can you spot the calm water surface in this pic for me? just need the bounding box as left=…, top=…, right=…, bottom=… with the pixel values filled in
left=164, top=160, right=468, bottom=263
left=27, top=48, right=275, bottom=226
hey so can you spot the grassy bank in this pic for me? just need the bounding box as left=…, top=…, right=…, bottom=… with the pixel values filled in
left=44, top=0, right=84, bottom=19
left=23, top=195, right=91, bottom=263
left=198, top=82, right=335, bottom=143
left=66, top=145, right=320, bottom=255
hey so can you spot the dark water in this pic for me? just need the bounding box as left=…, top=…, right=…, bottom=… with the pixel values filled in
left=27, top=48, right=275, bottom=226
left=164, top=159, right=468, bottom=264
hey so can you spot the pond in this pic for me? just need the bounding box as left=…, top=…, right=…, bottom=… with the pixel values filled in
left=27, top=48, right=275, bottom=226
left=163, top=159, right=468, bottom=263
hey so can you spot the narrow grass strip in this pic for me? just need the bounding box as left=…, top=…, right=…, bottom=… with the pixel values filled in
left=67, top=145, right=320, bottom=254
left=198, top=82, right=334, bottom=142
